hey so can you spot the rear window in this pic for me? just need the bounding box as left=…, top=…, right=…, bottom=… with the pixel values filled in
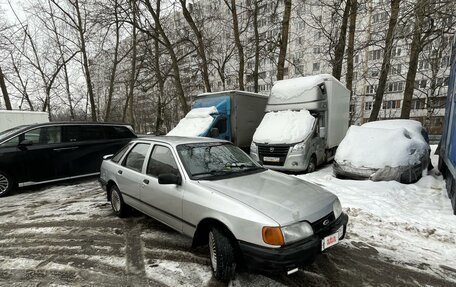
left=80, top=126, right=106, bottom=141
left=105, top=126, right=135, bottom=139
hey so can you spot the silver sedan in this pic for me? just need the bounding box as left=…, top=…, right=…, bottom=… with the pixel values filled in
left=99, top=136, right=348, bottom=281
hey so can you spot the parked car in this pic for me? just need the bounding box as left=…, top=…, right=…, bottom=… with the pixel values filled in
left=333, top=119, right=430, bottom=183
left=0, top=122, right=136, bottom=197
left=99, top=136, right=348, bottom=281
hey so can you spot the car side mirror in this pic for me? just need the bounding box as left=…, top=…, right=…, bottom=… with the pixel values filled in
left=19, top=139, right=33, bottom=147
left=103, top=154, right=114, bottom=160
left=158, top=173, right=181, bottom=185
left=209, top=128, right=219, bottom=138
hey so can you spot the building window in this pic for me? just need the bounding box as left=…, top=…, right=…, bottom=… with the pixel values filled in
left=383, top=100, right=401, bottom=109
left=314, top=31, right=321, bottom=40
left=364, top=102, right=373, bottom=110
left=390, top=64, right=402, bottom=75
left=414, top=79, right=427, bottom=89
left=368, top=49, right=382, bottom=61
left=313, top=62, right=320, bottom=71
left=365, top=84, right=378, bottom=95
left=411, top=98, right=426, bottom=110
left=387, top=81, right=404, bottom=93
left=418, top=60, right=429, bottom=70
left=392, top=47, right=402, bottom=57
left=313, top=47, right=321, bottom=54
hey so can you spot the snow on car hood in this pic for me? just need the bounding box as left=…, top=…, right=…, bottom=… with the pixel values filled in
left=197, top=170, right=336, bottom=225
left=335, top=125, right=428, bottom=169
left=252, top=110, right=315, bottom=144
left=167, top=107, right=217, bottom=137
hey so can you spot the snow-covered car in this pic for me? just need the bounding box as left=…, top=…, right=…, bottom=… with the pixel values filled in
left=99, top=136, right=348, bottom=281
left=333, top=120, right=430, bottom=183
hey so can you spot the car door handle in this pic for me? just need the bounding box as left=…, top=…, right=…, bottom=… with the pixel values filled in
left=143, top=179, right=149, bottom=184
left=53, top=146, right=78, bottom=151
left=118, top=170, right=123, bottom=175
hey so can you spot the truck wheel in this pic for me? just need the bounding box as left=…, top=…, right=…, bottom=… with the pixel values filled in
left=0, top=171, right=13, bottom=197
left=306, top=156, right=317, bottom=173
left=110, top=185, right=130, bottom=218
left=208, top=226, right=236, bottom=282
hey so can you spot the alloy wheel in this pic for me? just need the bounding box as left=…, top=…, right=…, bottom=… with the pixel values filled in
left=111, top=189, right=121, bottom=212
left=0, top=174, right=9, bottom=194
left=209, top=231, right=217, bottom=271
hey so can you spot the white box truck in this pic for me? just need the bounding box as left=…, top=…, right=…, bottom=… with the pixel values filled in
left=0, top=110, right=49, bottom=133
left=250, top=74, right=350, bottom=172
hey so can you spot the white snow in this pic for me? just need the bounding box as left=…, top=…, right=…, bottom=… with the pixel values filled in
left=298, top=146, right=456, bottom=274
left=253, top=110, right=315, bottom=144
left=335, top=124, right=428, bottom=168
left=269, top=74, right=329, bottom=104
left=167, top=106, right=217, bottom=137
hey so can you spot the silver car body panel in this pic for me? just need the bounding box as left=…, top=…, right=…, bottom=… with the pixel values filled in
left=100, top=136, right=338, bottom=248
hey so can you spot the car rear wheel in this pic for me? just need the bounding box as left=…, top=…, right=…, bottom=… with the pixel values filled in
left=110, top=185, right=130, bottom=218
left=208, top=226, right=236, bottom=282
left=0, top=171, right=13, bottom=197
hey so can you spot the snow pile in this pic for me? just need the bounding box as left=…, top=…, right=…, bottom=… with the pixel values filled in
left=298, top=146, right=456, bottom=274
left=167, top=107, right=217, bottom=137
left=269, top=74, right=329, bottom=104
left=335, top=124, right=428, bottom=169
left=253, top=110, right=315, bottom=144
left=363, top=119, right=427, bottom=142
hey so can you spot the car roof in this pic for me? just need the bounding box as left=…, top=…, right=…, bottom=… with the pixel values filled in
left=134, top=136, right=228, bottom=146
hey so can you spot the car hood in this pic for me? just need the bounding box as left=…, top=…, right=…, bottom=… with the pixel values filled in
left=197, top=170, right=336, bottom=226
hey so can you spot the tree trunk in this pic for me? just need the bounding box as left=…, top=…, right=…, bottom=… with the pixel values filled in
left=253, top=0, right=260, bottom=92
left=75, top=0, right=97, bottom=121
left=180, top=0, right=211, bottom=92
left=332, top=0, right=351, bottom=80
left=345, top=0, right=357, bottom=92
left=369, top=0, right=400, bottom=121
left=0, top=66, right=12, bottom=110
left=225, top=0, right=245, bottom=90
left=401, top=0, right=426, bottom=119
left=105, top=0, right=121, bottom=121
left=154, top=33, right=165, bottom=134
left=127, top=0, right=137, bottom=128
left=277, top=0, right=292, bottom=81
left=144, top=0, right=189, bottom=113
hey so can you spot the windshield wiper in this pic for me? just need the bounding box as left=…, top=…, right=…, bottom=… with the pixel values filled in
left=192, top=170, right=232, bottom=177
left=225, top=162, right=255, bottom=169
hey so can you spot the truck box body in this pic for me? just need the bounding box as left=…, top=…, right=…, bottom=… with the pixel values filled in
left=169, top=90, right=267, bottom=150
left=439, top=33, right=456, bottom=214
left=0, top=110, right=49, bottom=132
left=251, top=74, right=350, bottom=172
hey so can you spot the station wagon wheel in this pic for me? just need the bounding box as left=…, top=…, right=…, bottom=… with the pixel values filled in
left=0, top=171, right=13, bottom=197
left=110, top=185, right=130, bottom=218
left=208, top=226, right=236, bottom=282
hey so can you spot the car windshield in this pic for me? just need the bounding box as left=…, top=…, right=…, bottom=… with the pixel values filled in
left=177, top=143, right=264, bottom=179
left=0, top=125, right=28, bottom=141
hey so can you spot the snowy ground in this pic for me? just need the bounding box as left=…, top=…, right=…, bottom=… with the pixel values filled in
left=0, top=147, right=455, bottom=286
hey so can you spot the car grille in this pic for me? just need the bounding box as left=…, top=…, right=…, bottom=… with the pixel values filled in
left=257, top=144, right=291, bottom=166
left=311, top=212, right=336, bottom=236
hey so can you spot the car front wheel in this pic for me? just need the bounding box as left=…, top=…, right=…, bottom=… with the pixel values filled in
left=0, top=171, right=13, bottom=197
left=110, top=185, right=130, bottom=217
left=208, top=226, right=236, bottom=282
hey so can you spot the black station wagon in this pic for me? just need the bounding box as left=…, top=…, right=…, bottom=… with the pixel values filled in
left=0, top=122, right=136, bottom=196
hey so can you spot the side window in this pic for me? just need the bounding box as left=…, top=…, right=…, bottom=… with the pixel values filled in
left=23, top=127, right=61, bottom=145
left=105, top=126, right=135, bottom=139
left=80, top=126, right=106, bottom=141
left=1, top=136, right=19, bottom=147
left=62, top=126, right=80, bottom=142
left=214, top=118, right=227, bottom=134
left=147, top=145, right=179, bottom=177
left=123, top=143, right=150, bottom=172
left=112, top=143, right=132, bottom=163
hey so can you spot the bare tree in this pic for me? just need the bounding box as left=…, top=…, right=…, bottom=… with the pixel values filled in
left=345, top=0, right=357, bottom=92
left=224, top=0, right=245, bottom=90
left=277, top=0, right=291, bottom=81
left=332, top=0, right=351, bottom=80
left=369, top=0, right=400, bottom=121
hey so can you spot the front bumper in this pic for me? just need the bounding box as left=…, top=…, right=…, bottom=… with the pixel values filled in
left=239, top=212, right=348, bottom=273
left=251, top=151, right=309, bottom=172
left=98, top=178, right=108, bottom=191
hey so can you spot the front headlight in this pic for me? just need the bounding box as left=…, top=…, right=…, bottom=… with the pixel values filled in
left=291, top=141, right=306, bottom=152
left=333, top=198, right=342, bottom=219
left=250, top=142, right=258, bottom=154
left=281, top=221, right=314, bottom=244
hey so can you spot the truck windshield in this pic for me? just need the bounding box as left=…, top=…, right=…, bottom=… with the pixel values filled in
left=177, top=143, right=264, bottom=180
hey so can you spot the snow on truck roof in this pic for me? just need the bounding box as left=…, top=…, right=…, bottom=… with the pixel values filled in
left=197, top=90, right=268, bottom=98
left=167, top=106, right=217, bottom=137
left=269, top=74, right=339, bottom=103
